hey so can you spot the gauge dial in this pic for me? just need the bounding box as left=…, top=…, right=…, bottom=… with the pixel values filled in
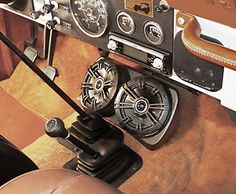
left=144, top=21, right=164, bottom=45
left=70, top=0, right=108, bottom=38
left=117, top=12, right=135, bottom=34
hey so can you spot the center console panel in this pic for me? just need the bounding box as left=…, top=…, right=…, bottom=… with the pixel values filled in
left=79, top=57, right=178, bottom=150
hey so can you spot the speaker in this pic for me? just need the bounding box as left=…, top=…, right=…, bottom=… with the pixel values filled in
left=80, top=58, right=129, bottom=116
left=114, top=77, right=172, bottom=138
left=174, top=31, right=224, bottom=91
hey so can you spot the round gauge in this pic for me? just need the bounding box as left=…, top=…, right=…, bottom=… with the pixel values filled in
left=70, top=0, right=108, bottom=38
left=144, top=21, right=164, bottom=45
left=116, top=12, right=135, bottom=34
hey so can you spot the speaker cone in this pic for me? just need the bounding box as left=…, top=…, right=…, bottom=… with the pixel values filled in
left=81, top=58, right=129, bottom=116
left=114, top=77, right=172, bottom=137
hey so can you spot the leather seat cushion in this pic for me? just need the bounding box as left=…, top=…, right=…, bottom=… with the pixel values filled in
left=0, top=169, right=122, bottom=194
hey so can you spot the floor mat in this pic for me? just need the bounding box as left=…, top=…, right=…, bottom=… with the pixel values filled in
left=0, top=88, right=45, bottom=149
left=0, top=34, right=100, bottom=120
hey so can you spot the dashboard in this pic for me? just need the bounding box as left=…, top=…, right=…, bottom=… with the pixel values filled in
left=51, top=0, right=173, bottom=75
left=1, top=0, right=236, bottom=113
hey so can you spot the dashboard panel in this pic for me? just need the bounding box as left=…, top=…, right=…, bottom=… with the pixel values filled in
left=2, top=0, right=236, bottom=112
left=51, top=0, right=174, bottom=75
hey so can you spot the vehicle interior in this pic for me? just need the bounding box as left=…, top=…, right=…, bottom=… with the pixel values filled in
left=0, top=0, right=235, bottom=193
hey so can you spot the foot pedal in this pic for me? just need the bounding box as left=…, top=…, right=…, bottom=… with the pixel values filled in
left=43, top=66, right=57, bottom=81
left=42, top=29, right=58, bottom=81
left=24, top=46, right=38, bottom=62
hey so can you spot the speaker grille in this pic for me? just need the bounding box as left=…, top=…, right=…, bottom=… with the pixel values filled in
left=115, top=77, right=172, bottom=137
left=81, top=58, right=119, bottom=113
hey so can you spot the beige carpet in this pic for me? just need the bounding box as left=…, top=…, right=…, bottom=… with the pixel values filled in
left=0, top=33, right=100, bottom=120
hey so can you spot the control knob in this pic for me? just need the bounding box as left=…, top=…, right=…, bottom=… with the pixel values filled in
left=152, top=58, right=164, bottom=70
left=107, top=40, right=118, bottom=51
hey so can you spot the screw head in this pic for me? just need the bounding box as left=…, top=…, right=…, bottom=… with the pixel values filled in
left=178, top=17, right=185, bottom=25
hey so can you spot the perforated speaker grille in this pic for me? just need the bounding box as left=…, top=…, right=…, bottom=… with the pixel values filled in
left=115, top=77, right=172, bottom=137
left=81, top=58, right=119, bottom=114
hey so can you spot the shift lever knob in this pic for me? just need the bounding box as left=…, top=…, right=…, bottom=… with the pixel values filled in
left=45, top=118, right=68, bottom=138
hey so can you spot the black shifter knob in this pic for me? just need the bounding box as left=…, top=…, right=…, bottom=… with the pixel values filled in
left=45, top=118, right=68, bottom=138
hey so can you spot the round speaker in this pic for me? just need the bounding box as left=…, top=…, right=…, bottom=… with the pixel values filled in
left=114, top=77, right=172, bottom=137
left=81, top=58, right=129, bottom=116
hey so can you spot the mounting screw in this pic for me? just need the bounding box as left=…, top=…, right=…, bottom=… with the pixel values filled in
left=178, top=17, right=185, bottom=25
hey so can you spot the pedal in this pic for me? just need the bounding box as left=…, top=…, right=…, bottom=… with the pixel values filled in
left=24, top=46, right=38, bottom=62
left=43, top=66, right=57, bottom=81
left=42, top=29, right=58, bottom=81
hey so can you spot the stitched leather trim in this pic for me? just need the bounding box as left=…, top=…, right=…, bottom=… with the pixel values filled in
left=182, top=35, right=236, bottom=67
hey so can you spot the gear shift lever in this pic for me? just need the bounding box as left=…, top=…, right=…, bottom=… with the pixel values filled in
left=45, top=118, right=99, bottom=158
left=0, top=32, right=142, bottom=187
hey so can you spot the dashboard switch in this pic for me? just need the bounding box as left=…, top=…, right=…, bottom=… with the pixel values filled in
left=107, top=40, right=118, bottom=51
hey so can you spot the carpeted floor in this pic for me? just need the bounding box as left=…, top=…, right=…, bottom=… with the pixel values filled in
left=0, top=33, right=100, bottom=120
left=1, top=34, right=236, bottom=194
left=22, top=88, right=236, bottom=194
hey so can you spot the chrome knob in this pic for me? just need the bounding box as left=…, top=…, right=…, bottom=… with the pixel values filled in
left=152, top=58, right=164, bottom=70
left=107, top=40, right=118, bottom=51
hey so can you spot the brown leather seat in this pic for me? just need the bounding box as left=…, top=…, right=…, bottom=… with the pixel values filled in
left=0, top=169, right=122, bottom=194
